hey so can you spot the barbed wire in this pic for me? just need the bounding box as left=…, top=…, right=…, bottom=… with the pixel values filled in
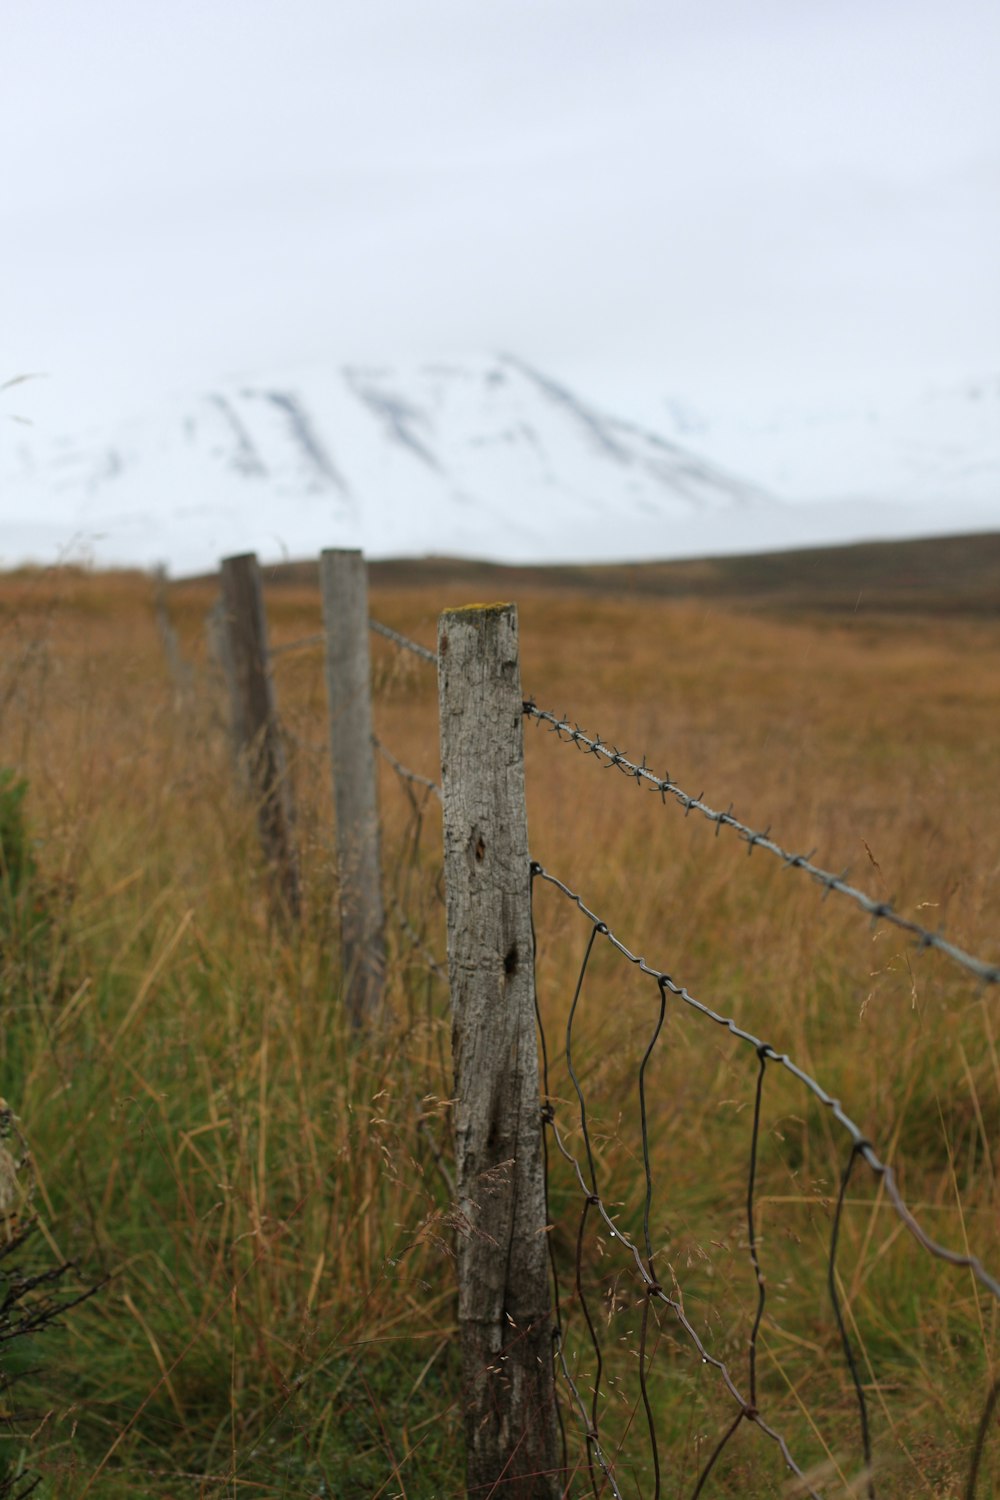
left=269, top=631, right=324, bottom=658
left=369, top=617, right=437, bottom=664
left=268, top=618, right=437, bottom=665
left=375, top=729, right=444, bottom=979
left=372, top=716, right=451, bottom=1203
left=530, top=860, right=1000, bottom=1498
left=523, top=702, right=1000, bottom=989
left=373, top=736, right=442, bottom=801
left=532, top=878, right=819, bottom=1496
left=256, top=606, right=998, bottom=1488
left=534, top=861, right=1000, bottom=1301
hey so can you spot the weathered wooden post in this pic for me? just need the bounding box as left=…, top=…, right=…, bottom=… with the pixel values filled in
left=219, top=552, right=301, bottom=923
left=437, top=603, right=561, bottom=1499
left=320, top=548, right=386, bottom=1025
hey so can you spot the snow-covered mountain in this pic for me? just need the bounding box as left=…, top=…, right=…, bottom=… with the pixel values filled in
left=660, top=375, right=1000, bottom=514
left=2, top=355, right=778, bottom=574
left=2, top=356, right=996, bottom=575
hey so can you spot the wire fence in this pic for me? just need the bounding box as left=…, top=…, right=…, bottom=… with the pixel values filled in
left=276, top=615, right=445, bottom=963
left=531, top=861, right=1000, bottom=1499
left=222, top=569, right=1000, bottom=1495
left=269, top=616, right=437, bottom=665
left=364, top=616, right=446, bottom=982
left=374, top=735, right=442, bottom=801
left=518, top=693, right=1000, bottom=1498
left=268, top=630, right=324, bottom=658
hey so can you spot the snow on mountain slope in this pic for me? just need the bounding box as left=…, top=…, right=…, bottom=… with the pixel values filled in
left=2, top=357, right=995, bottom=576
left=2, top=356, right=779, bottom=574
left=664, top=374, right=1000, bottom=511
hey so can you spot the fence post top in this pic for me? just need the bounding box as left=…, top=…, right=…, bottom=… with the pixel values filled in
left=439, top=601, right=515, bottom=626
left=320, top=547, right=363, bottom=560
left=220, top=551, right=258, bottom=567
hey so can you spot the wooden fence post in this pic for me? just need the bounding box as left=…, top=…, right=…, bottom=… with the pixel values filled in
left=219, top=552, right=301, bottom=923
left=437, top=603, right=561, bottom=1499
left=319, top=549, right=386, bottom=1025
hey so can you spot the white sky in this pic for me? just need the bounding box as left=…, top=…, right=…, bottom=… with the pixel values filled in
left=3, top=0, right=999, bottom=437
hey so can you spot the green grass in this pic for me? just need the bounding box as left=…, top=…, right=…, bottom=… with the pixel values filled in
left=0, top=559, right=998, bottom=1495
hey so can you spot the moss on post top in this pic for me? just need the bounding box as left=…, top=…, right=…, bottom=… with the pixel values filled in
left=440, top=601, right=513, bottom=619
left=438, top=603, right=516, bottom=656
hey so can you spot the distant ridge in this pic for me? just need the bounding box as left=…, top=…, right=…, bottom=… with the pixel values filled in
left=213, top=530, right=1000, bottom=618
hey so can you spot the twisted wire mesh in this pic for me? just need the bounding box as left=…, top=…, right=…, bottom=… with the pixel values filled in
left=531, top=861, right=1000, bottom=1498
left=270, top=610, right=999, bottom=1492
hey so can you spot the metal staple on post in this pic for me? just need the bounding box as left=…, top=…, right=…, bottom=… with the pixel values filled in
left=218, top=552, right=301, bottom=923
left=437, top=602, right=562, bottom=1499
left=320, top=548, right=386, bottom=1025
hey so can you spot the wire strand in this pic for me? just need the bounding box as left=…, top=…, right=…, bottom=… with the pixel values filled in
left=523, top=702, right=1000, bottom=988
left=369, top=617, right=437, bottom=664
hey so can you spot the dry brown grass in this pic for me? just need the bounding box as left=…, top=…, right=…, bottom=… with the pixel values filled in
left=0, top=561, right=998, bottom=1496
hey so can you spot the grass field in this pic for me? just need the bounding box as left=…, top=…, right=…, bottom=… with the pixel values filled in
left=1, top=537, right=999, bottom=1497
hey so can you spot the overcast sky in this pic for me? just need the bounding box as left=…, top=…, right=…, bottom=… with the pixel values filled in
left=3, top=0, right=999, bottom=438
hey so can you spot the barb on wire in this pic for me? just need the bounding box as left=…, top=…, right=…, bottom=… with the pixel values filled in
left=374, top=737, right=442, bottom=801
left=523, top=703, right=1000, bottom=989
left=369, top=617, right=437, bottom=665
left=532, top=860, right=1000, bottom=1499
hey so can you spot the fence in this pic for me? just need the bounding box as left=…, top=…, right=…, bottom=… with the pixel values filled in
left=199, top=549, right=1000, bottom=1498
